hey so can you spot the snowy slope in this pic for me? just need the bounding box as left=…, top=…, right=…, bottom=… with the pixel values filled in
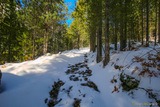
left=0, top=46, right=160, bottom=107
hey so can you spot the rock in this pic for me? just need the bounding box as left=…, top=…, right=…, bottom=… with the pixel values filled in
left=47, top=80, right=64, bottom=107
left=69, top=75, right=79, bottom=81
left=73, top=98, right=81, bottom=107
left=120, top=73, right=139, bottom=91
left=44, top=98, right=48, bottom=104
left=84, top=77, right=88, bottom=81
left=83, top=94, right=86, bottom=97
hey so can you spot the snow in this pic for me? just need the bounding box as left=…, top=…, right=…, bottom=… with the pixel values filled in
left=0, top=46, right=160, bottom=107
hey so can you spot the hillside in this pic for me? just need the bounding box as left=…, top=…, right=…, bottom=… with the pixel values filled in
left=0, top=45, right=160, bottom=107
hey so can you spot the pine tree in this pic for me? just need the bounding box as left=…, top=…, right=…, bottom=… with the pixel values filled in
left=103, top=0, right=110, bottom=67
left=96, top=0, right=103, bottom=63
left=158, top=0, right=160, bottom=43
left=146, top=0, right=149, bottom=46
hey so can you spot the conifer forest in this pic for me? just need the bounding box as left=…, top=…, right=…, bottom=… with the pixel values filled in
left=0, top=0, right=160, bottom=107
left=0, top=0, right=160, bottom=65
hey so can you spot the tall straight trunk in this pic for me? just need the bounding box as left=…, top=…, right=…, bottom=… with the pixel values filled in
left=89, top=34, right=93, bottom=51
left=120, top=22, right=124, bottom=51
left=129, top=24, right=132, bottom=50
left=96, top=0, right=102, bottom=63
left=96, top=26, right=102, bottom=63
left=131, top=19, right=135, bottom=40
left=8, top=0, right=14, bottom=62
left=103, top=0, right=110, bottom=67
left=158, top=0, right=160, bottom=43
left=137, top=24, right=141, bottom=42
left=124, top=0, right=127, bottom=48
left=120, top=0, right=126, bottom=51
left=90, top=28, right=96, bottom=52
left=8, top=32, right=11, bottom=62
left=43, top=29, right=48, bottom=54
left=141, top=0, right=144, bottom=45
left=120, top=4, right=125, bottom=51
left=77, top=32, right=80, bottom=50
left=89, top=2, right=96, bottom=52
left=32, top=31, right=35, bottom=59
left=114, top=23, right=118, bottom=50
left=57, top=32, right=61, bottom=52
left=54, top=37, right=56, bottom=53
left=146, top=0, right=149, bottom=46
left=154, top=0, right=157, bottom=45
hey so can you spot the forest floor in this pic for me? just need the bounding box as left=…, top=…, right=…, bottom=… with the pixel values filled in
left=0, top=43, right=160, bottom=107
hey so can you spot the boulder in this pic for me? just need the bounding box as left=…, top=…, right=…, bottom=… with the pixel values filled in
left=120, top=73, right=139, bottom=91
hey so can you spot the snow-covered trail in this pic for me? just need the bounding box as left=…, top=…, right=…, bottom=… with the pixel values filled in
left=0, top=48, right=89, bottom=107
left=0, top=46, right=159, bottom=107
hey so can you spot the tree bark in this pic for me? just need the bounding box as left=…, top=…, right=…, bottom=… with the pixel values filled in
left=96, top=0, right=102, bottom=63
left=141, top=0, right=144, bottom=45
left=146, top=0, right=149, bottom=46
left=89, top=2, right=96, bottom=52
left=96, top=26, right=102, bottom=63
left=158, top=0, right=160, bottom=43
left=32, top=31, right=35, bottom=59
left=103, top=0, right=110, bottom=67
left=154, top=0, right=157, bottom=46
left=43, top=29, right=48, bottom=55
left=114, top=23, right=118, bottom=50
left=90, top=26, right=96, bottom=52
left=77, top=32, right=80, bottom=50
left=120, top=0, right=126, bottom=51
left=124, top=0, right=127, bottom=48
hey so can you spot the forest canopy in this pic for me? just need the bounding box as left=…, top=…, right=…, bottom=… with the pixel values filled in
left=0, top=0, right=160, bottom=67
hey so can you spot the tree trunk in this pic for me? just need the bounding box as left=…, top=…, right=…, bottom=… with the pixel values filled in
left=8, top=32, right=11, bottom=62
left=120, top=22, right=124, bottom=51
left=120, top=0, right=126, bottom=51
left=114, top=23, right=118, bottom=50
left=124, top=0, right=127, bottom=48
left=141, top=0, right=144, bottom=45
left=43, top=30, right=48, bottom=54
left=120, top=18, right=126, bottom=50
left=96, top=26, right=102, bottom=63
left=77, top=32, right=80, bottom=50
left=90, top=26, right=96, bottom=52
left=158, top=0, right=160, bottom=43
left=32, top=31, right=35, bottom=59
left=96, top=0, right=102, bottom=63
left=146, top=0, right=149, bottom=46
left=103, top=0, right=110, bottom=67
left=89, top=2, right=96, bottom=52
left=154, top=0, right=157, bottom=46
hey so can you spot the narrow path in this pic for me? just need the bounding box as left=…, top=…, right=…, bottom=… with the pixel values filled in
left=47, top=53, right=100, bottom=107
left=0, top=49, right=89, bottom=107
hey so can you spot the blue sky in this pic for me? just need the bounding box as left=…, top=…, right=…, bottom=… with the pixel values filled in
left=20, top=0, right=76, bottom=26
left=64, top=0, right=76, bottom=26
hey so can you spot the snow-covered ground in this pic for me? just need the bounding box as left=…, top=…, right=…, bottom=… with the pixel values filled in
left=0, top=46, right=160, bottom=107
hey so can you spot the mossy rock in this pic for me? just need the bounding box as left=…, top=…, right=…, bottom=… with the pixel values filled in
left=120, top=73, right=139, bottom=91
left=47, top=80, right=64, bottom=107
left=73, top=98, right=81, bottom=107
